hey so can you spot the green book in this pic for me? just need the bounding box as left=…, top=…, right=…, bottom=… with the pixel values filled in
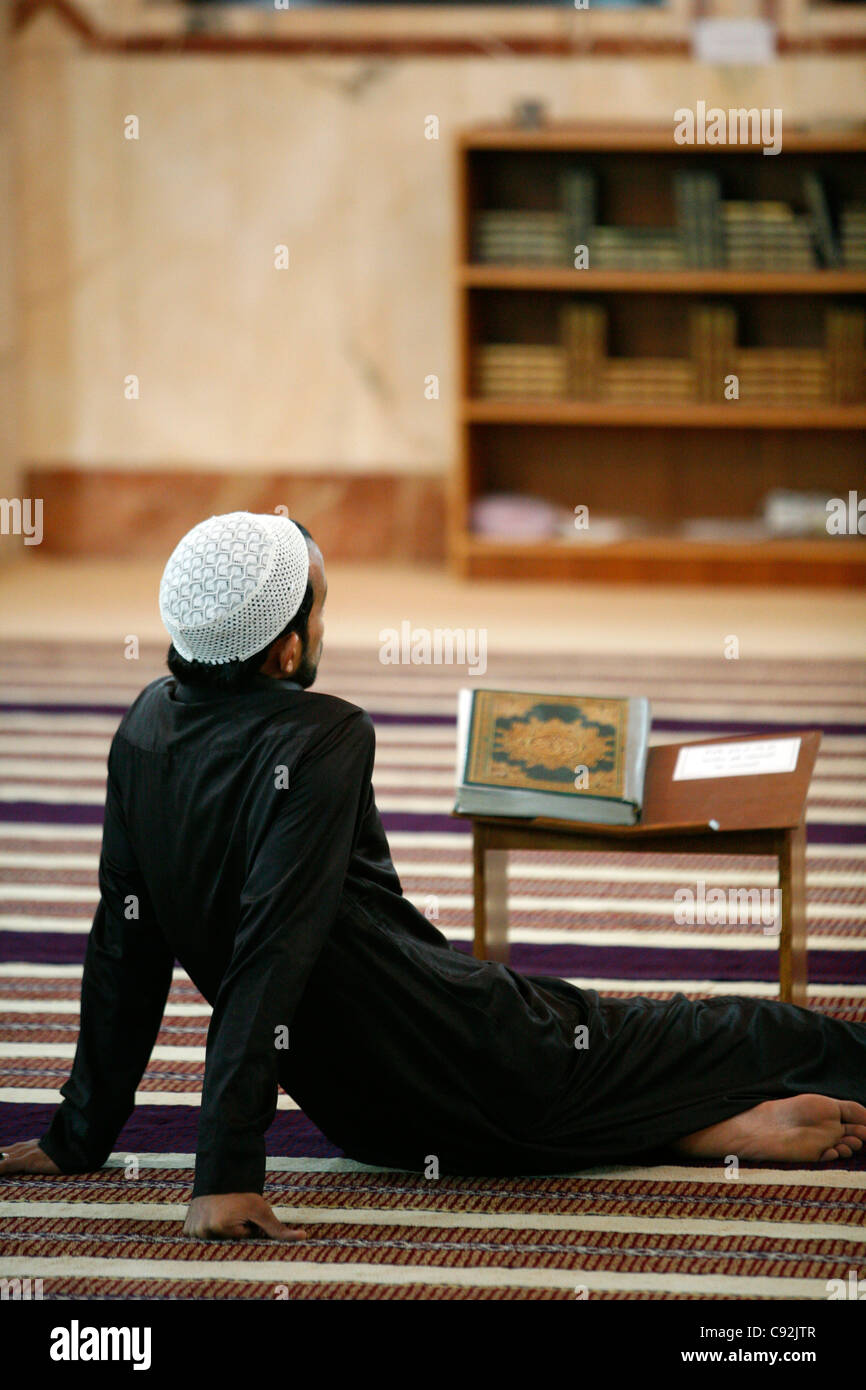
left=803, top=171, right=840, bottom=268
left=454, top=688, right=651, bottom=826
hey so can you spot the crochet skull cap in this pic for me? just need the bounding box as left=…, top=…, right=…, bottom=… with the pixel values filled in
left=159, top=512, right=311, bottom=665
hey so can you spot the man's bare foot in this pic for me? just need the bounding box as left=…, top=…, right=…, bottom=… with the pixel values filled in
left=673, top=1094, right=866, bottom=1163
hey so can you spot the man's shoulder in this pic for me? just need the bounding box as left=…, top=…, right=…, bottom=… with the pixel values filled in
left=115, top=675, right=173, bottom=728
left=268, top=689, right=373, bottom=746
left=247, top=691, right=374, bottom=783
left=104, top=676, right=172, bottom=754
left=110, top=677, right=373, bottom=750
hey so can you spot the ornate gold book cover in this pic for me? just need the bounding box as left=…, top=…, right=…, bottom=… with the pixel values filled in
left=464, top=690, right=629, bottom=801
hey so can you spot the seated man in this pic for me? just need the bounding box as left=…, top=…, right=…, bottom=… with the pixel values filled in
left=2, top=511, right=865, bottom=1243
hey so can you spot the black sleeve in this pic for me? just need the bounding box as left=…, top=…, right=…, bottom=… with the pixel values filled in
left=192, top=706, right=375, bottom=1198
left=38, top=742, right=175, bottom=1173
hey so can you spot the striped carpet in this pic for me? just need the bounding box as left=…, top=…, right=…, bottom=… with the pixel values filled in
left=0, top=641, right=864, bottom=1300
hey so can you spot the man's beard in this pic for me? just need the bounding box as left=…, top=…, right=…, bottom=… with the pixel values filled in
left=291, top=641, right=320, bottom=689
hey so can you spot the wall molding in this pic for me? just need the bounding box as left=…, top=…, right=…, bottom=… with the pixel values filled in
left=13, top=0, right=866, bottom=57
left=24, top=466, right=448, bottom=562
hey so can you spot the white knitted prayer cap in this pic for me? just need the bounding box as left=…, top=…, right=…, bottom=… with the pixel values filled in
left=159, top=511, right=311, bottom=665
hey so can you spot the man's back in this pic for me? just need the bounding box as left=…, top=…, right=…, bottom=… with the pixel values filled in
left=39, top=669, right=389, bottom=1197
left=111, top=673, right=380, bottom=1004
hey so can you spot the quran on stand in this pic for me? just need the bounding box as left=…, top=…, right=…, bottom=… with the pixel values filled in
left=454, top=688, right=651, bottom=828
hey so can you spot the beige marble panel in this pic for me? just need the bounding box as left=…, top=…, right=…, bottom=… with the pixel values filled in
left=0, top=0, right=16, bottom=512
left=14, top=15, right=77, bottom=462
left=340, top=60, right=453, bottom=469
left=224, top=59, right=357, bottom=466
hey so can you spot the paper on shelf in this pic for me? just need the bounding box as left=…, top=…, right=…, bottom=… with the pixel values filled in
left=673, top=737, right=801, bottom=781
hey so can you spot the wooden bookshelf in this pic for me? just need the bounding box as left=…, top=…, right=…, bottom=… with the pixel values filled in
left=460, top=535, right=866, bottom=588
left=451, top=123, right=866, bottom=587
left=460, top=268, right=866, bottom=294
left=464, top=401, right=866, bottom=429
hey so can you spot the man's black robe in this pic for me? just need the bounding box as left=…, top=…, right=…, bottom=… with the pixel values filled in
left=40, top=676, right=866, bottom=1196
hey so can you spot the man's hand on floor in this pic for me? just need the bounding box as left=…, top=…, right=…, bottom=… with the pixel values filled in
left=0, top=1139, right=61, bottom=1176
left=184, top=1193, right=306, bottom=1242
left=0, top=1146, right=305, bottom=1242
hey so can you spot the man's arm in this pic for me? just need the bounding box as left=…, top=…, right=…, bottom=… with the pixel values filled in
left=35, top=742, right=175, bottom=1174
left=191, top=705, right=375, bottom=1200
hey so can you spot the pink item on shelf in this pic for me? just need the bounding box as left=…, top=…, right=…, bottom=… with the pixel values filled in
left=471, top=493, right=565, bottom=539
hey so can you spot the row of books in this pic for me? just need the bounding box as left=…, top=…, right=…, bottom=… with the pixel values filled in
left=476, top=345, right=567, bottom=398
left=473, top=165, right=866, bottom=270
left=591, top=227, right=683, bottom=270
left=734, top=349, right=828, bottom=405
left=476, top=344, right=698, bottom=404
left=827, top=305, right=866, bottom=400
left=690, top=303, right=736, bottom=402
left=690, top=304, right=864, bottom=403
left=475, top=211, right=567, bottom=264
left=842, top=205, right=866, bottom=270
left=722, top=202, right=814, bottom=271
left=474, top=304, right=865, bottom=404
left=674, top=170, right=725, bottom=267
left=602, top=358, right=696, bottom=403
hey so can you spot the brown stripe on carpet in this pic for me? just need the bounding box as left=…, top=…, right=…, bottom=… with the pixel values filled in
left=3, top=1168, right=865, bottom=1222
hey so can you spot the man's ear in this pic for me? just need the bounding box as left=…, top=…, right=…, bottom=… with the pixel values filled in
left=278, top=631, right=302, bottom=675
left=259, top=631, right=298, bottom=678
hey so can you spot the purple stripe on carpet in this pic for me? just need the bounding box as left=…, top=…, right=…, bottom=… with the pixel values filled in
left=0, top=933, right=91, bottom=962
left=0, top=702, right=458, bottom=726
left=391, top=812, right=866, bottom=845
left=386, top=813, right=866, bottom=843
left=0, top=704, right=130, bottom=717
left=801, top=825, right=866, bottom=845
left=0, top=804, right=106, bottom=825
left=2, top=931, right=863, bottom=985
left=0, top=807, right=863, bottom=844
left=0, top=1103, right=344, bottom=1158
left=2, top=703, right=866, bottom=738
left=2, top=1104, right=862, bottom=1172
left=357, top=712, right=457, bottom=726
left=464, top=942, right=866, bottom=984
left=0, top=806, right=861, bottom=845
left=652, top=719, right=866, bottom=737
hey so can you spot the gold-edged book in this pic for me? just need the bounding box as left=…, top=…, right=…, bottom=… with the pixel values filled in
left=454, top=688, right=652, bottom=827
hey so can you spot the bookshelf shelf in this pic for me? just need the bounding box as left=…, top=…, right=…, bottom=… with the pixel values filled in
left=457, top=536, right=866, bottom=587
left=457, top=125, right=866, bottom=155
left=451, top=124, right=866, bottom=587
left=462, top=401, right=866, bottom=429
left=459, top=267, right=866, bottom=294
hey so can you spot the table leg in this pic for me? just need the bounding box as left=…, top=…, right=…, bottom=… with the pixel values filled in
left=472, top=826, right=510, bottom=964
left=779, top=823, right=808, bottom=1008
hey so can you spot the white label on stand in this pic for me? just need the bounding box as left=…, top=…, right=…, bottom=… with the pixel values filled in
left=692, top=20, right=776, bottom=67
left=673, top=737, right=801, bottom=782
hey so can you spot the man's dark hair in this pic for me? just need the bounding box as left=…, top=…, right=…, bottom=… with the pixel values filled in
left=166, top=520, right=316, bottom=692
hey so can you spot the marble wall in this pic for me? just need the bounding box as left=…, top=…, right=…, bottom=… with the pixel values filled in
left=0, top=2, right=18, bottom=512
left=8, top=5, right=866, bottom=555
